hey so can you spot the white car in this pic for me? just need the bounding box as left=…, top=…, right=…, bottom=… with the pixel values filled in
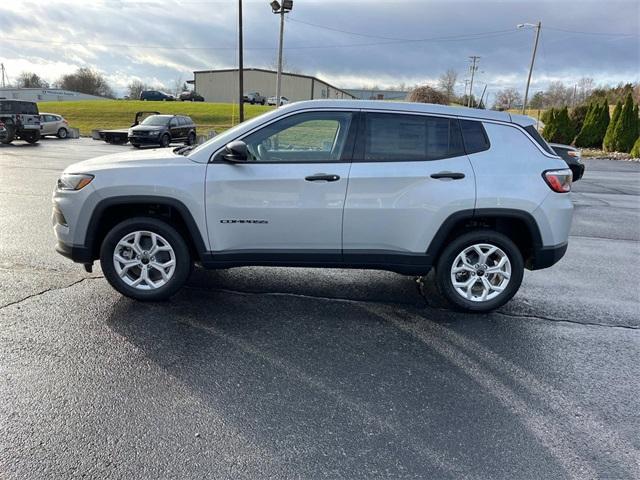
left=267, top=96, right=289, bottom=106
left=40, top=113, right=70, bottom=138
left=52, top=100, right=573, bottom=312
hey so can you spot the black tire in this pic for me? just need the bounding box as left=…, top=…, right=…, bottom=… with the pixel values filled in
left=131, top=143, right=141, bottom=148
left=100, top=217, right=191, bottom=301
left=261, top=100, right=265, bottom=105
left=23, top=130, right=40, bottom=144
left=160, top=133, right=171, bottom=148
left=57, top=128, right=68, bottom=139
left=434, top=230, right=524, bottom=313
left=186, top=132, right=196, bottom=146
left=250, top=99, right=255, bottom=105
left=1, top=126, right=15, bottom=144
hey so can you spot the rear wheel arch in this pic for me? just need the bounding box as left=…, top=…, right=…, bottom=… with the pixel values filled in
left=427, top=209, right=542, bottom=269
left=85, top=197, right=207, bottom=262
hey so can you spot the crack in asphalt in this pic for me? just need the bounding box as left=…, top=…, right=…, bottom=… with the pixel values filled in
left=0, top=276, right=102, bottom=310
left=494, top=310, right=640, bottom=330
left=1, top=275, right=636, bottom=331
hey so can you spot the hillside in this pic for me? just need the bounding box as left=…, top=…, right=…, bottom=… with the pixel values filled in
left=37, top=100, right=273, bottom=136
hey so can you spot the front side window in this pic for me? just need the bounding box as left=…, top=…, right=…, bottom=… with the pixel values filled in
left=241, top=111, right=353, bottom=162
left=364, top=113, right=464, bottom=161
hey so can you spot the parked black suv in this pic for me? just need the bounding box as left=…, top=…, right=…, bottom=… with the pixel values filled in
left=179, top=91, right=204, bottom=102
left=139, top=90, right=175, bottom=101
left=0, top=100, right=41, bottom=144
left=128, top=114, right=196, bottom=148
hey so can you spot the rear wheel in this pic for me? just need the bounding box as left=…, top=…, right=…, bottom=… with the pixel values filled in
left=1, top=123, right=15, bottom=144
left=434, top=230, right=524, bottom=313
left=186, top=132, right=196, bottom=146
left=23, top=130, right=40, bottom=144
left=100, top=217, right=191, bottom=301
left=57, top=127, right=68, bottom=139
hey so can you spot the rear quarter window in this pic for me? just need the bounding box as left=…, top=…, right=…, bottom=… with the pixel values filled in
left=524, top=125, right=555, bottom=155
left=460, top=120, right=490, bottom=154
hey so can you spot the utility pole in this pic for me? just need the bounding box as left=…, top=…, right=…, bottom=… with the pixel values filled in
left=238, top=0, right=244, bottom=122
left=478, top=84, right=488, bottom=109
left=271, top=1, right=293, bottom=108
left=1, top=63, right=6, bottom=88
left=519, top=21, right=541, bottom=114
left=467, top=56, right=480, bottom=107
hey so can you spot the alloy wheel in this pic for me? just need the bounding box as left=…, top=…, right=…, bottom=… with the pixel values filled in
left=450, top=243, right=511, bottom=302
left=113, top=230, right=176, bottom=290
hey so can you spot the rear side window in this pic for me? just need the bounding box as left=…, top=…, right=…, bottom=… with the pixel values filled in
left=178, top=116, right=188, bottom=126
left=524, top=125, right=555, bottom=155
left=364, top=113, right=464, bottom=161
left=460, top=120, right=490, bottom=154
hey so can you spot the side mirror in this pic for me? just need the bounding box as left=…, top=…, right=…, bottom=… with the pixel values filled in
left=223, top=140, right=249, bottom=162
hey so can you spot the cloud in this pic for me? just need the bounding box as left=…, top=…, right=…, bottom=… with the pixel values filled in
left=0, top=0, right=638, bottom=98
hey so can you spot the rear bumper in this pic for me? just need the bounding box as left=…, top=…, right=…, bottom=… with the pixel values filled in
left=529, top=242, right=568, bottom=270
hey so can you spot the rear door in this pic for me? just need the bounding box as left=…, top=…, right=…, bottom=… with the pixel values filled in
left=205, top=110, right=356, bottom=254
left=169, top=117, right=181, bottom=139
left=343, top=111, right=476, bottom=259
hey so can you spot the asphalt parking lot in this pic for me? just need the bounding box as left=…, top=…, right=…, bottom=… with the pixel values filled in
left=1, top=138, right=639, bottom=479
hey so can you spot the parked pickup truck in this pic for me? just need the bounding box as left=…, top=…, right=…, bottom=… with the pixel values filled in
left=242, top=92, right=266, bottom=105
left=92, top=111, right=159, bottom=145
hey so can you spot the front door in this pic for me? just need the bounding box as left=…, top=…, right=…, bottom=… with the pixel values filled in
left=343, top=112, right=476, bottom=260
left=205, top=110, right=356, bottom=257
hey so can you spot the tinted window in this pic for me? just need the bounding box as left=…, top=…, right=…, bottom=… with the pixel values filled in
left=524, top=125, right=555, bottom=155
left=170, top=118, right=179, bottom=127
left=460, top=120, right=490, bottom=154
left=242, top=111, right=353, bottom=162
left=141, top=115, right=171, bottom=126
left=177, top=117, right=188, bottom=126
left=364, top=113, right=464, bottom=161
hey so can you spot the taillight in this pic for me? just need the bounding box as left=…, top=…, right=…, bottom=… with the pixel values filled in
left=543, top=169, right=573, bottom=193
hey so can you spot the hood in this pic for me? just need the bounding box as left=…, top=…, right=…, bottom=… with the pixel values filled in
left=130, top=125, right=166, bottom=132
left=64, top=148, right=192, bottom=174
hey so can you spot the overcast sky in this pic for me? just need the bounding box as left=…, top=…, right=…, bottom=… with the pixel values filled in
left=1, top=0, right=638, bottom=100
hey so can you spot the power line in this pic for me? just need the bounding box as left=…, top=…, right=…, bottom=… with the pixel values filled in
left=544, top=26, right=639, bottom=37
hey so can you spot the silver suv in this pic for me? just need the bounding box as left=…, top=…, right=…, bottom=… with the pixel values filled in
left=52, top=100, right=573, bottom=312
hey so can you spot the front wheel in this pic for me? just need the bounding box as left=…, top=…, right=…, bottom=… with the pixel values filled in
left=434, top=230, right=524, bottom=313
left=100, top=218, right=191, bottom=301
left=160, top=133, right=171, bottom=148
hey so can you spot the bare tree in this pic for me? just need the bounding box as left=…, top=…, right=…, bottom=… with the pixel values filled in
left=16, top=72, right=49, bottom=88
left=55, top=67, right=113, bottom=97
left=575, top=77, right=595, bottom=104
left=493, top=87, right=522, bottom=110
left=128, top=80, right=148, bottom=100
left=171, top=76, right=184, bottom=97
left=545, top=81, right=572, bottom=108
left=437, top=69, right=458, bottom=102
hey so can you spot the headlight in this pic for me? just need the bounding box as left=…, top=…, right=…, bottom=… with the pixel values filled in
left=128, top=129, right=133, bottom=135
left=149, top=130, right=160, bottom=136
left=57, top=173, right=94, bottom=191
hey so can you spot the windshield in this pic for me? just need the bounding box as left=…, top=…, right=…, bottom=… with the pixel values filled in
left=141, top=115, right=171, bottom=126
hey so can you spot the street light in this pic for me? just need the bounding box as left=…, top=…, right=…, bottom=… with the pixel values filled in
left=270, top=0, right=293, bottom=107
left=518, top=21, right=541, bottom=114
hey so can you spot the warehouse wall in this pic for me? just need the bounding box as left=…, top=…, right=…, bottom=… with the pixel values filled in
left=194, top=70, right=355, bottom=103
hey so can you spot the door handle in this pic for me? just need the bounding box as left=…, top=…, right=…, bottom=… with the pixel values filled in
left=430, top=171, right=465, bottom=180
left=305, top=174, right=340, bottom=182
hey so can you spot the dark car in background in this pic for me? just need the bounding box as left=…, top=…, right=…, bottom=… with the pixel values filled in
left=139, top=90, right=175, bottom=101
left=128, top=114, right=196, bottom=148
left=179, top=91, right=204, bottom=102
left=550, top=143, right=585, bottom=181
left=0, top=99, right=41, bottom=144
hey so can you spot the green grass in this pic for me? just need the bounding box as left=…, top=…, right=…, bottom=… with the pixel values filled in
left=37, top=100, right=273, bottom=136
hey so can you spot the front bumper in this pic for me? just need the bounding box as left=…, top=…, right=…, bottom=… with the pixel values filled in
left=55, top=241, right=93, bottom=263
left=128, top=135, right=162, bottom=145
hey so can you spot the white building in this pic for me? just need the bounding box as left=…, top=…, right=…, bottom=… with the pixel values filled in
left=190, top=68, right=356, bottom=103
left=0, top=88, right=107, bottom=102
